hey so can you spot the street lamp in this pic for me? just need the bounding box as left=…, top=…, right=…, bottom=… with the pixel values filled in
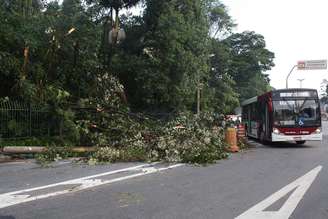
left=297, top=78, right=305, bottom=88
left=286, top=65, right=297, bottom=88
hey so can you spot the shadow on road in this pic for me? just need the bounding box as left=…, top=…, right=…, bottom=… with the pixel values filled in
left=265, top=142, right=314, bottom=149
left=248, top=137, right=315, bottom=149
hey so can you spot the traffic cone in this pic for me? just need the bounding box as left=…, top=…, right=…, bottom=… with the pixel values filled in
left=225, top=127, right=240, bottom=152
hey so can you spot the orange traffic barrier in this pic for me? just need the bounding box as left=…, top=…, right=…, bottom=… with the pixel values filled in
left=237, top=124, right=246, bottom=139
left=225, top=127, right=240, bottom=152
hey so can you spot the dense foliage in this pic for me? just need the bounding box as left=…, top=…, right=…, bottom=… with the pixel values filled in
left=0, top=0, right=275, bottom=163
left=320, top=80, right=328, bottom=101
left=0, top=0, right=275, bottom=112
left=89, top=112, right=228, bottom=164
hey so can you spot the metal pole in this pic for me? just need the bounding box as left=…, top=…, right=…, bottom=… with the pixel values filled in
left=29, top=103, right=32, bottom=137
left=297, top=79, right=305, bottom=88
left=197, top=85, right=200, bottom=116
left=286, top=65, right=297, bottom=88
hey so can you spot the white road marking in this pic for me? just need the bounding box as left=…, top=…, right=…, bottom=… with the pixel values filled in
left=0, top=163, right=183, bottom=209
left=235, top=165, right=322, bottom=219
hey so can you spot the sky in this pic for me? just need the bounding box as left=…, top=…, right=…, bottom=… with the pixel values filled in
left=221, top=0, right=328, bottom=93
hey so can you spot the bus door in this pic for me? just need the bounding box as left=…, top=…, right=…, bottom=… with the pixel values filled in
left=258, top=101, right=268, bottom=140
left=264, top=104, right=269, bottom=140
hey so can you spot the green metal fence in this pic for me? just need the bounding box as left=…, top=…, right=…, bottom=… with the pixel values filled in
left=0, top=101, right=50, bottom=139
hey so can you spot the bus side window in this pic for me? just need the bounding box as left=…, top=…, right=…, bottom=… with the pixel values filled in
left=251, top=104, right=257, bottom=121
left=254, top=102, right=261, bottom=121
left=242, top=106, right=249, bottom=121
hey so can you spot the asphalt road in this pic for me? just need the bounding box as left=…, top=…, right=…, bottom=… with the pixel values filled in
left=0, top=122, right=327, bottom=219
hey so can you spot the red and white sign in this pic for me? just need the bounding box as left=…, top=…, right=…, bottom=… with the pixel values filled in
left=297, top=60, right=327, bottom=70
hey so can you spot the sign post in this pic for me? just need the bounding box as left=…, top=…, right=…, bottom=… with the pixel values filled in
left=286, top=60, right=327, bottom=88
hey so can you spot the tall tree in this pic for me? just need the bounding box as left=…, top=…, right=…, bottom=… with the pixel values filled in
left=0, top=0, right=45, bottom=98
left=125, top=0, right=211, bottom=112
left=320, top=79, right=328, bottom=103
left=207, top=39, right=239, bottom=113
left=206, top=0, right=236, bottom=39
left=224, top=31, right=275, bottom=101
left=51, top=0, right=101, bottom=99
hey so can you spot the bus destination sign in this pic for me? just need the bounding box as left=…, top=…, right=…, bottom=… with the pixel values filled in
left=280, top=91, right=312, bottom=97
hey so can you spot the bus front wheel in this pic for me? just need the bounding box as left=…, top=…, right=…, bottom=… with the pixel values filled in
left=296, top=140, right=306, bottom=145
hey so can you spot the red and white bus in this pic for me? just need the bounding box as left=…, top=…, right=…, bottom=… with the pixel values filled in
left=241, top=89, right=322, bottom=144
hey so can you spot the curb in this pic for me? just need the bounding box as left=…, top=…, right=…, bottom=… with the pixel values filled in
left=0, top=154, right=14, bottom=163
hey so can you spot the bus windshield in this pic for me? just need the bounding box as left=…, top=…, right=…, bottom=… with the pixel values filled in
left=273, top=99, right=320, bottom=127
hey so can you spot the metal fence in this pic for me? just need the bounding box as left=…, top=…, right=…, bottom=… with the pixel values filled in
left=0, top=101, right=177, bottom=140
left=0, top=101, right=50, bottom=139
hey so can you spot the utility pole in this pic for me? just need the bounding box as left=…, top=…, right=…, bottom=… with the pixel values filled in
left=196, top=83, right=203, bottom=116
left=197, top=85, right=200, bottom=116
left=297, top=78, right=305, bottom=88
left=196, top=54, right=215, bottom=116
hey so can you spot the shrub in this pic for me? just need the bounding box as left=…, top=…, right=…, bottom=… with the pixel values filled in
left=35, top=146, right=72, bottom=166
left=237, top=138, right=249, bottom=150
left=90, top=146, right=149, bottom=164
left=91, top=147, right=122, bottom=163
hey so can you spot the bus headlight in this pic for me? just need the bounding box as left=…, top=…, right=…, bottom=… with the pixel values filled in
left=273, top=128, right=280, bottom=135
left=314, top=128, right=321, bottom=134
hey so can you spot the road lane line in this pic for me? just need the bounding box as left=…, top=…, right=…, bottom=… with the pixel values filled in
left=0, top=163, right=183, bottom=209
left=235, top=165, right=322, bottom=219
left=0, top=163, right=151, bottom=198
